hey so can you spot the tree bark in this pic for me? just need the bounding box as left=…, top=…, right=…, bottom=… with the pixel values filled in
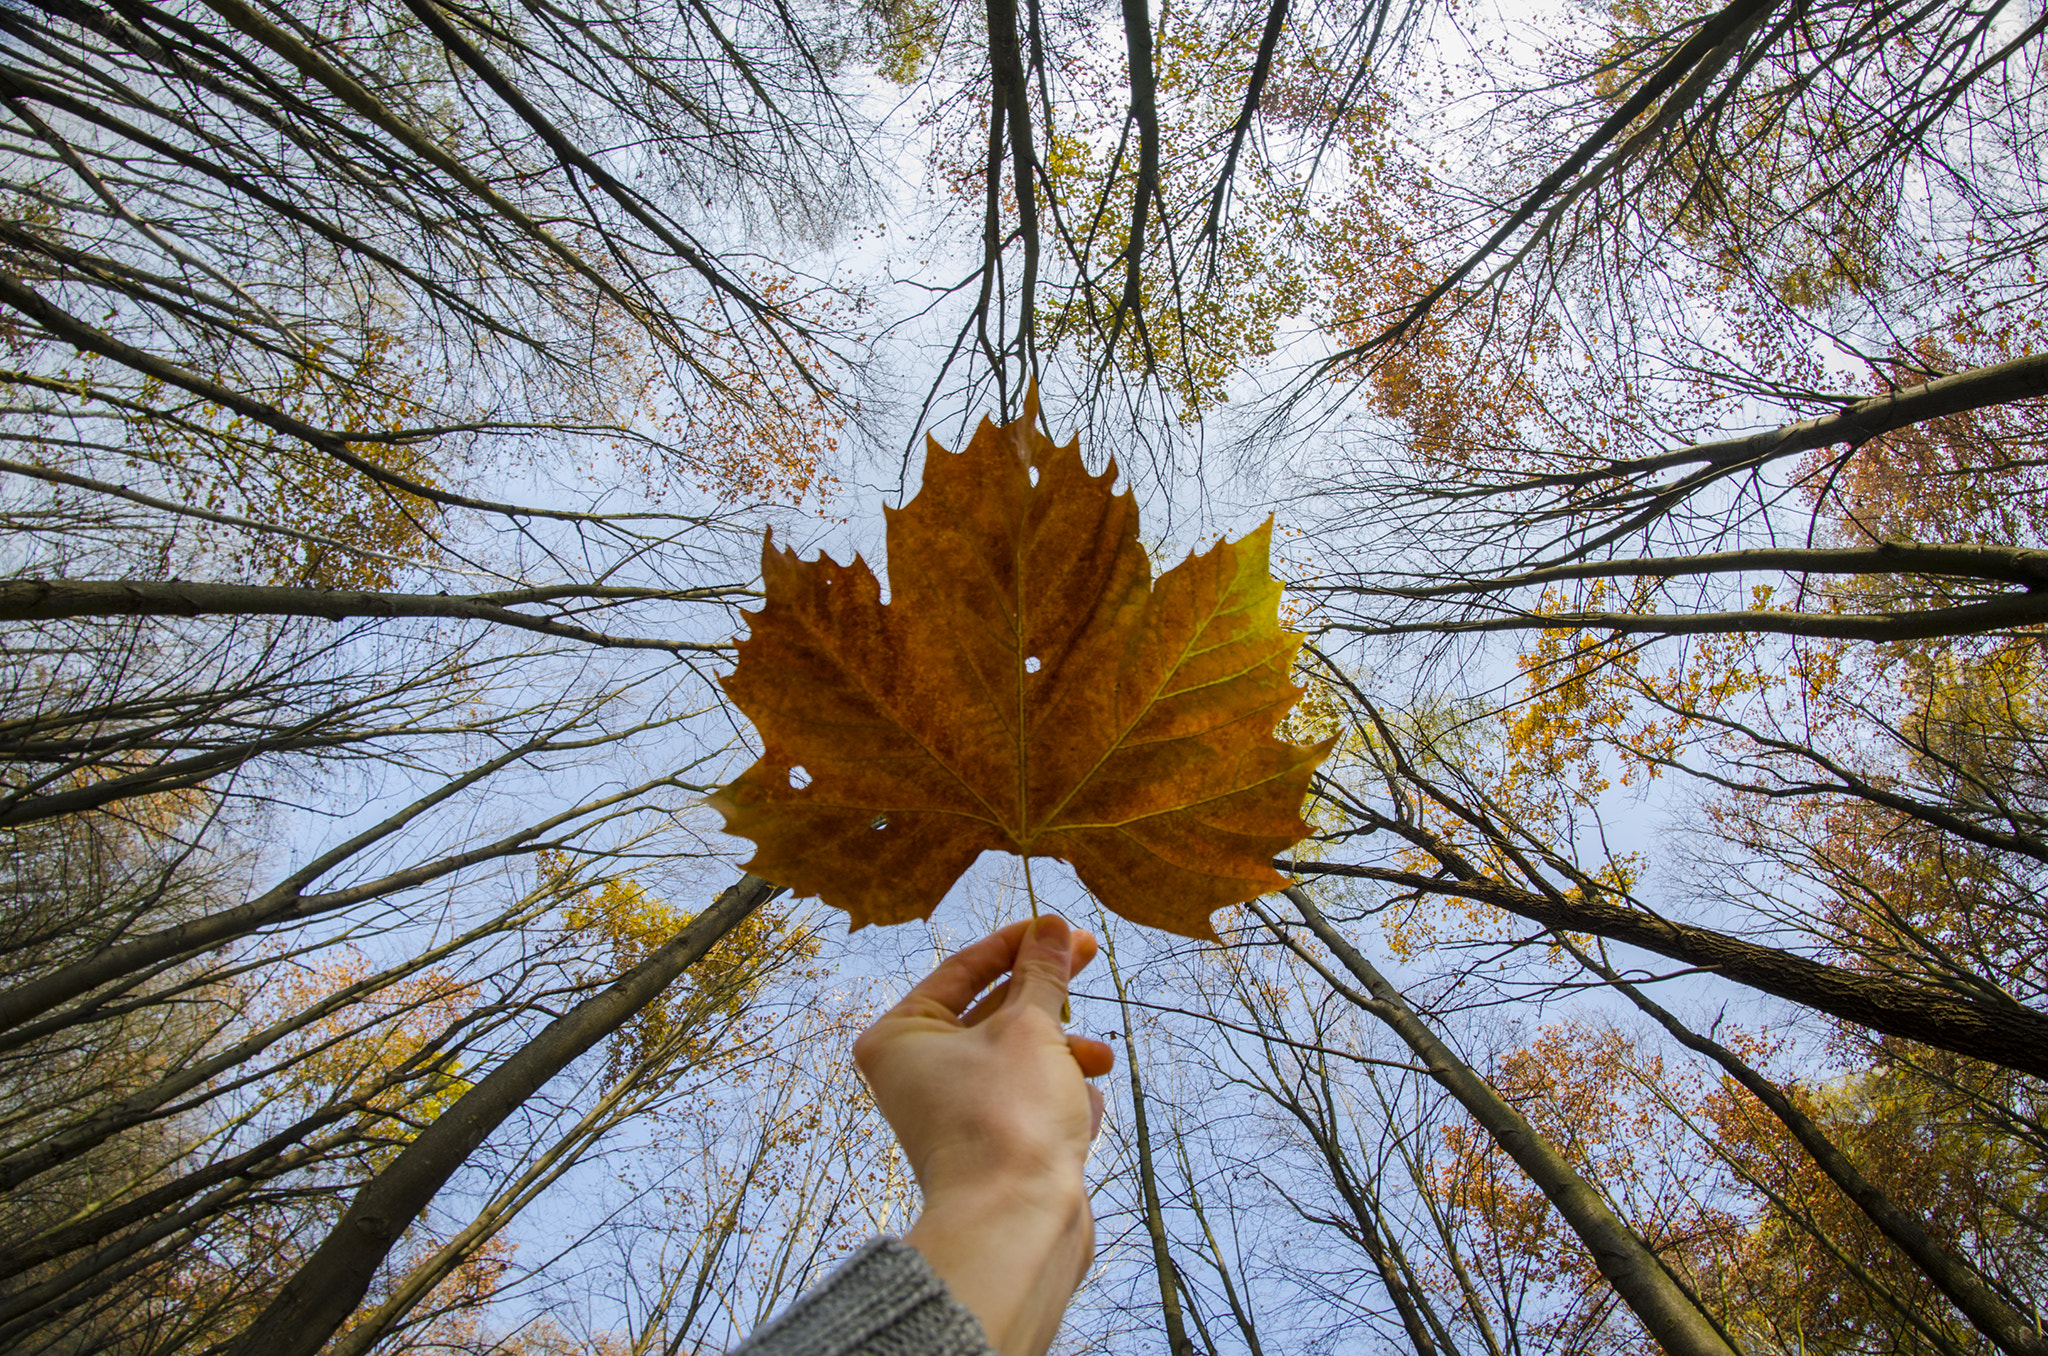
left=0, top=270, right=579, bottom=523
left=0, top=741, right=610, bottom=1039
left=1264, top=889, right=1742, bottom=1356
left=1170, top=1131, right=1268, bottom=1356
left=1359, top=541, right=2048, bottom=600
left=982, top=0, right=1038, bottom=365
left=0, top=578, right=733, bottom=652
left=1583, top=351, right=2048, bottom=485
left=221, top=871, right=780, bottom=1356
left=1277, top=1073, right=1442, bottom=1355
left=1342, top=0, right=1783, bottom=353
left=1281, top=859, right=2048, bottom=1082
left=1102, top=931, right=1200, bottom=1356
left=1330, top=591, right=2048, bottom=642
left=1562, top=938, right=2048, bottom=1356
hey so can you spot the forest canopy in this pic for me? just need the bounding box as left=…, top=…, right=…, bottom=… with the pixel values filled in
left=1, top=0, right=2044, bottom=1350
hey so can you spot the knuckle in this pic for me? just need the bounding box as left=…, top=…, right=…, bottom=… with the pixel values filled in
left=1019, top=952, right=1067, bottom=982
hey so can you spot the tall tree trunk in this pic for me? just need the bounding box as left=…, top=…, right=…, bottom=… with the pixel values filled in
left=1170, top=1131, right=1267, bottom=1356
left=1285, top=1064, right=1445, bottom=1356
left=1260, top=888, right=1742, bottom=1356
left=223, top=871, right=780, bottom=1356
left=0, top=738, right=553, bottom=1035
left=0, top=578, right=733, bottom=653
left=1102, top=928, right=1200, bottom=1356
left=1561, top=936, right=2048, bottom=1356
left=1283, top=855, right=2048, bottom=1081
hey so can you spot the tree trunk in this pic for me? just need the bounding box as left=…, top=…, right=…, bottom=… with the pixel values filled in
left=1284, top=858, right=2048, bottom=1081
left=1561, top=937, right=2048, bottom=1356
left=1265, top=888, right=1742, bottom=1356
left=0, top=579, right=732, bottom=653
left=1284, top=1068, right=1444, bottom=1356
left=222, top=871, right=780, bottom=1356
left=1102, top=929, right=1200, bottom=1356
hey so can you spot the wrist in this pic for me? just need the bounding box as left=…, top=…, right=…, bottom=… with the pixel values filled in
left=905, top=1180, right=1093, bottom=1356
left=914, top=1144, right=1086, bottom=1218
left=914, top=1172, right=1088, bottom=1237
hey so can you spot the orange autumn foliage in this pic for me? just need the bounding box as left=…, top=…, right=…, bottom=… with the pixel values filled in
left=709, top=391, right=1333, bottom=937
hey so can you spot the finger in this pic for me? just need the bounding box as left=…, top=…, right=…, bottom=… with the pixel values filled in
left=960, top=976, right=1011, bottom=1027
left=893, top=919, right=1032, bottom=1018
left=963, top=926, right=1098, bottom=1027
left=1009, top=914, right=1076, bottom=1019
left=1068, top=928, right=1098, bottom=979
left=1067, top=1033, right=1114, bottom=1078
left=1087, top=1082, right=1105, bottom=1140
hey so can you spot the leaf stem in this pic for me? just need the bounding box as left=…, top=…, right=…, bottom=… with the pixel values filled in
left=1021, top=855, right=1069, bottom=1020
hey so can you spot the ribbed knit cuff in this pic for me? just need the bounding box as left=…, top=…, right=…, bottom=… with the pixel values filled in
left=731, top=1236, right=996, bottom=1356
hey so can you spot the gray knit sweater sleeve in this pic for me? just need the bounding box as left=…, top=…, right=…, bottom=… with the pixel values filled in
left=730, top=1237, right=996, bottom=1356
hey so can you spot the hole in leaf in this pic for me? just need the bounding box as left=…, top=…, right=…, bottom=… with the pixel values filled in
left=788, top=765, right=811, bottom=789
left=872, top=814, right=888, bottom=830
left=1025, top=655, right=1042, bottom=673
left=1029, top=466, right=1040, bottom=487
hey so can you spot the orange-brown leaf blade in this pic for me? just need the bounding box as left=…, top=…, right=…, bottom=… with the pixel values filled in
left=1042, top=520, right=1335, bottom=938
left=710, top=396, right=1330, bottom=938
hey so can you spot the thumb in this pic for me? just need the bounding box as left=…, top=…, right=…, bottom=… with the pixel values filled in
left=1009, top=914, right=1075, bottom=1019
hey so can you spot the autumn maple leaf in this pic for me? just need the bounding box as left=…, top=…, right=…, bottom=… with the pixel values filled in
left=707, top=393, right=1333, bottom=939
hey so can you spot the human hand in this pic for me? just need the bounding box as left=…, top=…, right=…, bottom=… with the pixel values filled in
left=853, top=914, right=1115, bottom=1356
